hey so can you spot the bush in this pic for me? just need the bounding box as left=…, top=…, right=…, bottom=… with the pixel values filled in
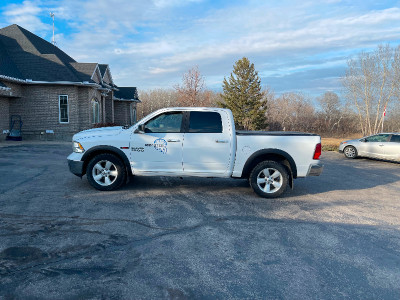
left=92, top=123, right=118, bottom=128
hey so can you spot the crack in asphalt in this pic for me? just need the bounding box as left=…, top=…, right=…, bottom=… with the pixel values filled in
left=0, top=166, right=49, bottom=196
left=0, top=215, right=226, bottom=277
left=0, top=212, right=178, bottom=231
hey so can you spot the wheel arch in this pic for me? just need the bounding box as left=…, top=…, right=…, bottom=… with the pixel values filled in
left=241, top=149, right=297, bottom=180
left=81, top=145, right=130, bottom=176
left=343, top=144, right=358, bottom=158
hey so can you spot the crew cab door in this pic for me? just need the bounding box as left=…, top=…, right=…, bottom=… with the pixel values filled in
left=182, top=111, right=233, bottom=176
left=130, top=111, right=184, bottom=174
left=360, top=134, right=390, bottom=158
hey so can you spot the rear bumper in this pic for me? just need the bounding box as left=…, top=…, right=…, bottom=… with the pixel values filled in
left=68, top=159, right=84, bottom=177
left=307, top=163, right=324, bottom=176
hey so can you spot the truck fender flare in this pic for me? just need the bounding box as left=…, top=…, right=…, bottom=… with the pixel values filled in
left=81, top=145, right=130, bottom=173
left=242, top=148, right=297, bottom=179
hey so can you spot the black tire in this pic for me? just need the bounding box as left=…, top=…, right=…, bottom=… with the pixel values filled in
left=343, top=146, right=357, bottom=159
left=86, top=153, right=126, bottom=191
left=249, top=161, right=288, bottom=198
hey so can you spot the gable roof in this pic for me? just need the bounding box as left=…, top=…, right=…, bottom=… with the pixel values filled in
left=0, top=24, right=139, bottom=98
left=70, top=62, right=99, bottom=83
left=98, top=64, right=108, bottom=77
left=0, top=24, right=101, bottom=83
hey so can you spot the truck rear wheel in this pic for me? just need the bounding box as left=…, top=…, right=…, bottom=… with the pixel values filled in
left=87, top=153, right=126, bottom=191
left=249, top=161, right=288, bottom=198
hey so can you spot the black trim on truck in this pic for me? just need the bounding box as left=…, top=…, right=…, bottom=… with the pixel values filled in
left=236, top=131, right=318, bottom=136
left=80, top=145, right=131, bottom=176
left=241, top=148, right=298, bottom=179
left=68, top=159, right=84, bottom=177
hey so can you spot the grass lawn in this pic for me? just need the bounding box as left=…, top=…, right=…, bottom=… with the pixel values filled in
left=321, top=135, right=362, bottom=151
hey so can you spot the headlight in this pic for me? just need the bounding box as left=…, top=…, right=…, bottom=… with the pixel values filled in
left=73, top=141, right=85, bottom=153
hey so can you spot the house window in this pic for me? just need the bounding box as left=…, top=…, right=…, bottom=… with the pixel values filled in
left=59, top=95, right=69, bottom=123
left=130, top=103, right=137, bottom=124
left=92, top=98, right=100, bottom=124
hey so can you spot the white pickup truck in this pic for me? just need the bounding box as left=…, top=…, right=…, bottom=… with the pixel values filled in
left=67, top=107, right=323, bottom=198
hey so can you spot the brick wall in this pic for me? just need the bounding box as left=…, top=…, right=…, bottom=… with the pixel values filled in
left=8, top=85, right=81, bottom=140
left=1, top=82, right=114, bottom=140
left=105, top=93, right=113, bottom=123
left=114, top=101, right=130, bottom=125
left=0, top=97, right=9, bottom=140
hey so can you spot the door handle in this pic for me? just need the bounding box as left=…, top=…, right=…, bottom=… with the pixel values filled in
left=167, top=139, right=181, bottom=142
left=215, top=140, right=228, bottom=143
left=379, top=144, right=384, bottom=147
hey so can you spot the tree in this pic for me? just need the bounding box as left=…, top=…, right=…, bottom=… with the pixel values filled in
left=138, top=89, right=178, bottom=119
left=219, top=57, right=267, bottom=130
left=268, top=92, right=316, bottom=132
left=342, top=44, right=400, bottom=135
left=317, top=92, right=344, bottom=133
left=175, top=66, right=211, bottom=107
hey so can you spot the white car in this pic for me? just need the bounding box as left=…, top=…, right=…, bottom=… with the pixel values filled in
left=68, top=107, right=323, bottom=198
left=339, top=133, right=400, bottom=161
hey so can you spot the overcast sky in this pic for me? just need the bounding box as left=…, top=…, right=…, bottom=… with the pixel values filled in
left=1, top=0, right=400, bottom=97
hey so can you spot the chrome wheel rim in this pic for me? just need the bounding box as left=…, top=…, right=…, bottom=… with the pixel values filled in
left=344, top=147, right=356, bottom=158
left=92, top=160, right=118, bottom=186
left=256, top=168, right=283, bottom=194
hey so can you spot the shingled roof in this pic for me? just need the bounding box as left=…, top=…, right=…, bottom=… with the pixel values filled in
left=0, top=24, right=98, bottom=84
left=114, top=87, right=140, bottom=101
left=0, top=24, right=139, bottom=101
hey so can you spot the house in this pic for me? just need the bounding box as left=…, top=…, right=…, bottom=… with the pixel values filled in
left=0, top=24, right=140, bottom=140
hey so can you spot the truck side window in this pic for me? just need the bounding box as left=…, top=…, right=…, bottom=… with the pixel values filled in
left=145, top=112, right=183, bottom=133
left=189, top=112, right=222, bottom=133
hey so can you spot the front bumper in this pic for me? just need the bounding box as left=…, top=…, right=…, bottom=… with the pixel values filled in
left=68, top=159, right=84, bottom=177
left=307, top=163, right=324, bottom=176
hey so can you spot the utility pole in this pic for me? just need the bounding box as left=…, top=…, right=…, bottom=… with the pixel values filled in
left=50, top=12, right=56, bottom=46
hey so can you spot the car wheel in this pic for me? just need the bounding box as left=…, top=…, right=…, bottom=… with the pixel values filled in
left=249, top=161, right=288, bottom=198
left=87, top=153, right=126, bottom=191
left=344, top=146, right=357, bottom=159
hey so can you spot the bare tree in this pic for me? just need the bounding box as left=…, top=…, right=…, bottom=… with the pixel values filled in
left=342, top=44, right=400, bottom=135
left=268, top=93, right=317, bottom=132
left=175, top=66, right=211, bottom=107
left=138, top=89, right=178, bottom=119
left=317, top=91, right=344, bottom=133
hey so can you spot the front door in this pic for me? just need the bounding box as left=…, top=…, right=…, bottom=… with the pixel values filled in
left=130, top=111, right=184, bottom=174
left=362, top=134, right=390, bottom=159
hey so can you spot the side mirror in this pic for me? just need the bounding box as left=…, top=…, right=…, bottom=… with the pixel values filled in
left=135, top=124, right=145, bottom=133
left=360, top=138, right=366, bottom=142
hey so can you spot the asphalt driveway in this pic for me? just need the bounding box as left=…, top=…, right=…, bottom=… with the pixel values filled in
left=0, top=142, right=399, bottom=299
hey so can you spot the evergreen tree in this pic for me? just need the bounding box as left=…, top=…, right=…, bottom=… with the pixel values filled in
left=219, top=57, right=267, bottom=130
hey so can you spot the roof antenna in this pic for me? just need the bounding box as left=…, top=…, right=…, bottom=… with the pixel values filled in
left=50, top=12, right=56, bottom=46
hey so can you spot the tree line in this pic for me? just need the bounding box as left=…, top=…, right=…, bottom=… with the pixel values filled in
left=138, top=45, right=400, bottom=136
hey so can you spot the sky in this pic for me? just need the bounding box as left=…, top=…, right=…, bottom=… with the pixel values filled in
left=0, top=0, right=400, bottom=97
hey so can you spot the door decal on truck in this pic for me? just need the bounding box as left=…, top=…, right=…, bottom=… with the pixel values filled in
left=144, top=138, right=168, bottom=154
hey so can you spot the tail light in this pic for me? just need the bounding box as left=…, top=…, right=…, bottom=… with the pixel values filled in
left=313, top=143, right=321, bottom=160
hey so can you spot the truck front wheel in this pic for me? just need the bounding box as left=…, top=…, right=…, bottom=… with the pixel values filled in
left=249, top=161, right=288, bottom=198
left=86, top=153, right=126, bottom=191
